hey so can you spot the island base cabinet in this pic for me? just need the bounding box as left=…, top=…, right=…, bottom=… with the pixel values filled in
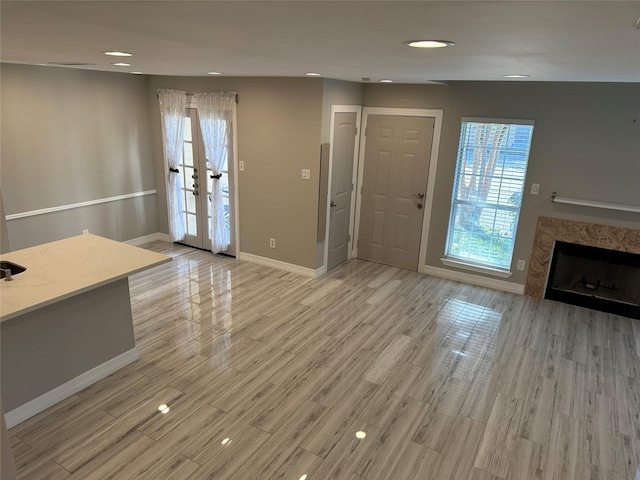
left=1, top=278, right=137, bottom=426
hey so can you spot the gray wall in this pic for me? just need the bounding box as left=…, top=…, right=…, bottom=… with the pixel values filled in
left=364, top=81, right=640, bottom=285
left=321, top=79, right=363, bottom=143
left=0, top=64, right=158, bottom=249
left=2, top=64, right=637, bottom=283
left=146, top=76, right=324, bottom=269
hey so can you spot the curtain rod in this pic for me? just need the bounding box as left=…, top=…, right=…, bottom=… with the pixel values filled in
left=156, top=91, right=239, bottom=103
left=185, top=93, right=239, bottom=104
left=551, top=192, right=640, bottom=213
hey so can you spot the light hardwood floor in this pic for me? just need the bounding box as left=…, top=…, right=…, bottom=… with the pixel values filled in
left=8, top=241, right=640, bottom=480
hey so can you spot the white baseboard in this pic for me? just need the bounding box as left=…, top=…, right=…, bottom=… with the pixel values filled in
left=125, top=232, right=172, bottom=246
left=420, top=265, right=525, bottom=295
left=238, top=252, right=323, bottom=278
left=5, top=348, right=138, bottom=429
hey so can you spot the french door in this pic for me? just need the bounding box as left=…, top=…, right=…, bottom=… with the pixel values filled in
left=177, top=108, right=236, bottom=255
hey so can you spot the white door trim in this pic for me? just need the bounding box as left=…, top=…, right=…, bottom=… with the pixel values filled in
left=231, top=105, right=241, bottom=256
left=353, top=107, right=443, bottom=271
left=323, top=105, right=362, bottom=271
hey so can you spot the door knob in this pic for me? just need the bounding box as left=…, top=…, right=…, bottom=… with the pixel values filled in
left=412, top=192, right=425, bottom=199
left=193, top=191, right=199, bottom=196
left=330, top=201, right=337, bottom=207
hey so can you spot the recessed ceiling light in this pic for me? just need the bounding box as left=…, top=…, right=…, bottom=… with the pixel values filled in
left=407, top=40, right=455, bottom=48
left=379, top=79, right=393, bottom=83
left=112, top=62, right=131, bottom=67
left=305, top=72, right=322, bottom=77
left=207, top=71, right=222, bottom=75
left=103, top=51, right=132, bottom=57
left=503, top=74, right=530, bottom=78
left=129, top=71, right=144, bottom=75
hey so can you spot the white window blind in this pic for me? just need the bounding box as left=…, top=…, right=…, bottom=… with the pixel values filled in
left=445, top=118, right=534, bottom=270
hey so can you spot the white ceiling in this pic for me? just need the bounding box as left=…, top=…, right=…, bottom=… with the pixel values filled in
left=1, top=1, right=639, bottom=83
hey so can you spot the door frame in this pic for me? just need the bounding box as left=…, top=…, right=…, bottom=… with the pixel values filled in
left=353, top=107, right=443, bottom=271
left=323, top=105, right=362, bottom=270
left=162, top=96, right=241, bottom=255
left=231, top=105, right=240, bottom=256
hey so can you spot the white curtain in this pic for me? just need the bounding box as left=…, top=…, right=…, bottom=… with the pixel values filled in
left=158, top=89, right=187, bottom=241
left=194, top=92, right=236, bottom=253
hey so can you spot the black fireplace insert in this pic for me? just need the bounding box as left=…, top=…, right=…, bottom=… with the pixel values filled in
left=545, top=241, right=640, bottom=319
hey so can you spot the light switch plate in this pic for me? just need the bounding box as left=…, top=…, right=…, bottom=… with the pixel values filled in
left=301, top=169, right=311, bottom=180
left=517, top=259, right=526, bottom=271
left=531, top=183, right=540, bottom=195
left=238, top=161, right=245, bottom=171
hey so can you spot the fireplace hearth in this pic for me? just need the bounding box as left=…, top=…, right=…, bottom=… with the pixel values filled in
left=545, top=241, right=640, bottom=319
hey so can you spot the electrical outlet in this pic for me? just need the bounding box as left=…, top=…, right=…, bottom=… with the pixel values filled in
left=301, top=169, right=311, bottom=180
left=531, top=183, right=540, bottom=195
left=82, top=229, right=89, bottom=235
left=238, top=161, right=245, bottom=172
left=269, top=238, right=276, bottom=248
left=517, top=259, right=526, bottom=271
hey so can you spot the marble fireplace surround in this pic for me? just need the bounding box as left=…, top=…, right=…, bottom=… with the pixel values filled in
left=524, top=216, right=640, bottom=298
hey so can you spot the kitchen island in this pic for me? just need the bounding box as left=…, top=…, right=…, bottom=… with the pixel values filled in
left=0, top=234, right=171, bottom=427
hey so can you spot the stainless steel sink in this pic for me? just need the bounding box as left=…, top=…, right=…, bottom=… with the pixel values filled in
left=0, top=261, right=26, bottom=279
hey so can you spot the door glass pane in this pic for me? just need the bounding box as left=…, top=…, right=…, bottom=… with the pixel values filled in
left=186, top=190, right=197, bottom=213
left=187, top=213, right=198, bottom=236
left=221, top=172, right=230, bottom=232
left=184, top=167, right=194, bottom=184
left=184, top=115, right=192, bottom=142
left=183, top=143, right=194, bottom=167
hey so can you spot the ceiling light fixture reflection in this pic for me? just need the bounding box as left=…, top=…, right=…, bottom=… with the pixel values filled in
left=305, top=72, right=322, bottom=77
left=207, top=71, right=222, bottom=75
left=299, top=475, right=308, bottom=480
left=104, top=51, right=132, bottom=57
left=503, top=74, right=530, bottom=78
left=112, top=62, right=131, bottom=67
left=407, top=40, right=455, bottom=48
left=158, top=404, right=170, bottom=414
left=221, top=437, right=231, bottom=445
left=355, top=431, right=367, bottom=439
left=129, top=71, right=143, bottom=75
left=379, top=79, right=393, bottom=83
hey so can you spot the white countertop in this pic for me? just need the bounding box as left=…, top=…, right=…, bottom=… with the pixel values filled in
left=0, top=234, right=171, bottom=322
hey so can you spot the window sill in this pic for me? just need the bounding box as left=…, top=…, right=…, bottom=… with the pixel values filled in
left=440, top=258, right=513, bottom=278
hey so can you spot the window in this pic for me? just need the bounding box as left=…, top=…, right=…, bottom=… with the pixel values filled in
left=445, top=118, right=534, bottom=272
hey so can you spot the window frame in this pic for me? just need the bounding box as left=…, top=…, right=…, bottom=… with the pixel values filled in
left=443, top=117, right=535, bottom=276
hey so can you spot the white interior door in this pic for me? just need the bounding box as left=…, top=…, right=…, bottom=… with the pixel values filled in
left=357, top=114, right=434, bottom=270
left=327, top=109, right=360, bottom=270
left=177, top=108, right=236, bottom=255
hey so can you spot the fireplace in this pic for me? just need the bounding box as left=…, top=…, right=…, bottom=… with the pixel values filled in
left=545, top=241, right=640, bottom=319
left=525, top=217, right=640, bottom=317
